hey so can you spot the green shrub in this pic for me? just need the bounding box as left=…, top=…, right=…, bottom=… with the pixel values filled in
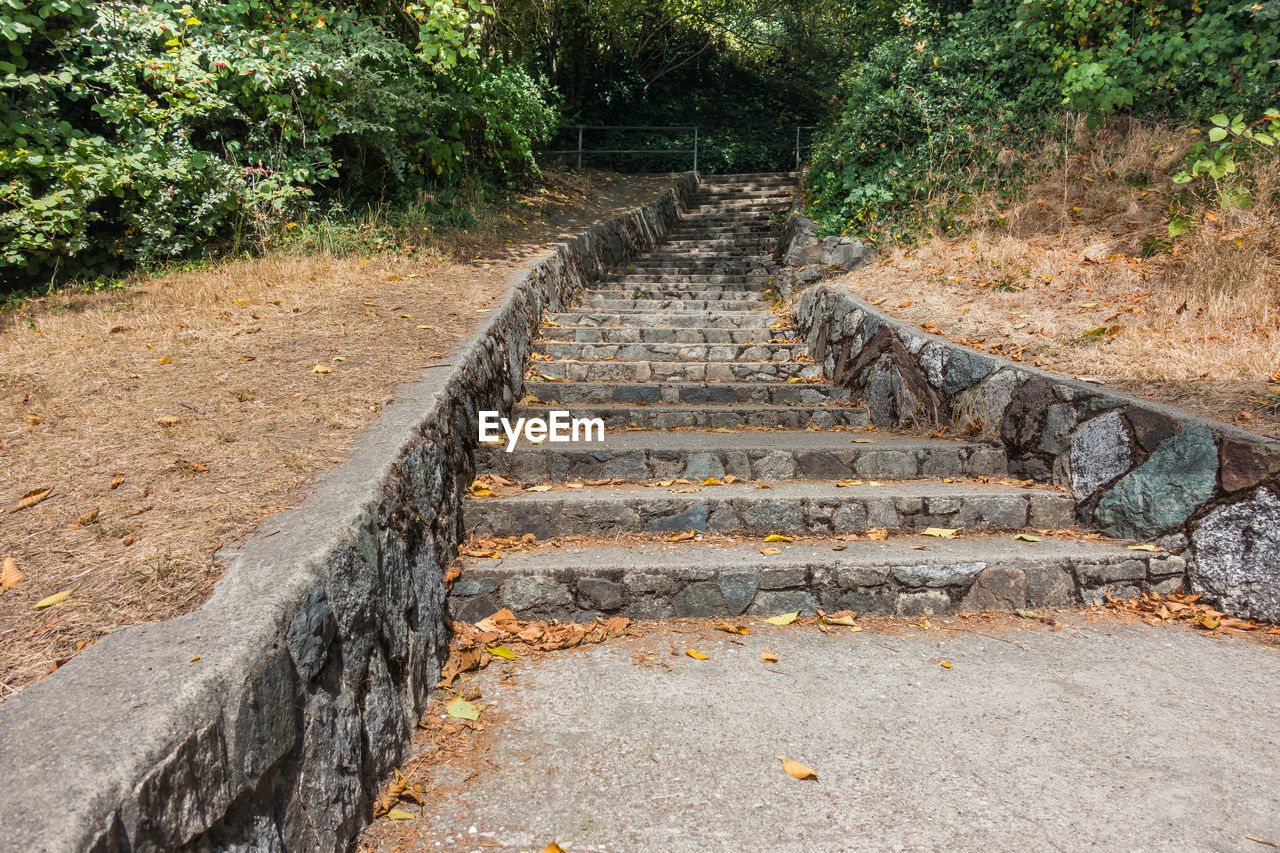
left=0, top=0, right=557, bottom=289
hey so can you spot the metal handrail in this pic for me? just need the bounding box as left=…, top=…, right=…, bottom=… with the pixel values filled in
left=543, top=125, right=701, bottom=171
left=795, top=125, right=817, bottom=170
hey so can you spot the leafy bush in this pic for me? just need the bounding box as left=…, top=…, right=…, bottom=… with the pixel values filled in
left=0, top=0, right=556, bottom=288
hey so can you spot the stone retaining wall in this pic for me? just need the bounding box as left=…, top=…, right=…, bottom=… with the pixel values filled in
left=781, top=227, right=1280, bottom=622
left=0, top=174, right=698, bottom=853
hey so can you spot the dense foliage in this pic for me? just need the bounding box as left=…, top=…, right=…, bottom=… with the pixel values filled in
left=807, top=0, right=1280, bottom=238
left=1, top=0, right=555, bottom=287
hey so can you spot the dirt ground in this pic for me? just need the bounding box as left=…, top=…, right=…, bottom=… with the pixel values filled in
left=0, top=170, right=676, bottom=702
left=827, top=119, right=1280, bottom=436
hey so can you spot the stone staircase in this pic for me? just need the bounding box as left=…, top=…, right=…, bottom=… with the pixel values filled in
left=450, top=174, right=1184, bottom=622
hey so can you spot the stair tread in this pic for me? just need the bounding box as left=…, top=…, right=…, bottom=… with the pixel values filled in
left=468, top=479, right=1065, bottom=504
left=491, top=431, right=984, bottom=454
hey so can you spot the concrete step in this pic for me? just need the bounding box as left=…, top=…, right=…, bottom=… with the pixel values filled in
left=478, top=431, right=1006, bottom=482
left=523, top=380, right=848, bottom=406
left=529, top=359, right=822, bottom=383
left=447, top=536, right=1182, bottom=621
left=464, top=480, right=1076, bottom=539
left=533, top=341, right=804, bottom=362
left=580, top=298, right=769, bottom=312
left=546, top=311, right=787, bottom=328
left=537, top=326, right=796, bottom=344
left=512, top=402, right=867, bottom=430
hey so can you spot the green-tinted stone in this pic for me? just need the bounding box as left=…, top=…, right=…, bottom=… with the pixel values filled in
left=1094, top=426, right=1217, bottom=540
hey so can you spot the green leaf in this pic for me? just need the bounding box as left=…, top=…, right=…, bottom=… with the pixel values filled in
left=1210, top=113, right=1230, bottom=127
left=1208, top=127, right=1228, bottom=142
left=445, top=697, right=482, bottom=720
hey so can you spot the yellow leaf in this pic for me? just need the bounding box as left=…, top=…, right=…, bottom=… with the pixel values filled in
left=156, top=357, right=173, bottom=364
left=940, top=661, right=952, bottom=668
left=824, top=613, right=858, bottom=627
left=155, top=416, right=180, bottom=427
left=541, top=844, right=567, bottom=853
left=1197, top=614, right=1221, bottom=630
left=487, top=645, right=516, bottom=660
left=832, top=544, right=847, bottom=551
left=1, top=557, right=25, bottom=592
left=765, top=611, right=800, bottom=626
left=1013, top=533, right=1042, bottom=542
left=386, top=808, right=416, bottom=821
left=76, top=508, right=100, bottom=526
left=850, top=438, right=877, bottom=443
left=312, top=364, right=333, bottom=374
left=686, top=648, right=709, bottom=659
left=866, top=528, right=888, bottom=541
left=760, top=651, right=780, bottom=662
left=525, top=485, right=553, bottom=492
left=470, top=488, right=493, bottom=498
left=25, top=413, right=40, bottom=424
left=714, top=621, right=751, bottom=635
left=445, top=697, right=483, bottom=720
left=1126, top=543, right=1157, bottom=552
left=33, top=588, right=72, bottom=610
left=922, top=527, right=960, bottom=539
left=760, top=547, right=783, bottom=556
left=8, top=487, right=53, bottom=512
left=667, top=529, right=697, bottom=542
left=671, top=487, right=701, bottom=494
left=763, top=534, right=792, bottom=542
left=776, top=757, right=818, bottom=780
left=701, top=477, right=722, bottom=486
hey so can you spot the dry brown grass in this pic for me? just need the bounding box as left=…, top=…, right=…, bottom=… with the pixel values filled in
left=835, top=118, right=1280, bottom=435
left=0, top=170, right=674, bottom=701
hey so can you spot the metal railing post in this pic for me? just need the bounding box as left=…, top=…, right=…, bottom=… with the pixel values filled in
left=795, top=126, right=801, bottom=171
left=693, top=126, right=699, bottom=173
left=577, top=126, right=584, bottom=170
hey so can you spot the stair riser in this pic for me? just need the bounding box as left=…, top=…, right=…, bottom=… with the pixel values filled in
left=480, top=445, right=1007, bottom=483
left=539, top=327, right=795, bottom=344
left=466, top=491, right=1075, bottom=539
left=547, top=312, right=787, bottom=328
left=606, top=275, right=771, bottom=285
left=523, top=381, right=848, bottom=405
left=533, top=342, right=804, bottom=362
left=583, top=299, right=768, bottom=312
left=588, top=287, right=773, bottom=298
left=531, top=361, right=822, bottom=382
left=511, top=404, right=868, bottom=430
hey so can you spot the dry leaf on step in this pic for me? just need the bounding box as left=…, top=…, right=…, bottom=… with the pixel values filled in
left=760, top=547, right=782, bottom=556
left=7, top=487, right=52, bottom=512
left=764, top=611, right=799, bottom=626
left=760, top=651, right=780, bottom=663
left=686, top=649, right=709, bottom=660
left=776, top=757, right=818, bottom=780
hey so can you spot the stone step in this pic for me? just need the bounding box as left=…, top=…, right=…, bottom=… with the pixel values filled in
left=464, top=480, right=1076, bottom=539
left=537, top=326, right=796, bottom=344
left=622, top=257, right=769, bottom=268
left=529, top=359, right=821, bottom=383
left=447, top=536, right=1182, bottom=622
left=606, top=274, right=772, bottom=286
left=546, top=311, right=787, bottom=328
left=589, top=282, right=774, bottom=294
left=615, top=267, right=770, bottom=278
left=636, top=249, right=770, bottom=261
left=523, top=380, right=847, bottom=405
left=580, top=298, right=769, bottom=312
left=584, top=290, right=770, bottom=303
left=668, top=226, right=779, bottom=238
left=512, top=402, right=868, bottom=430
left=659, top=237, right=777, bottom=249
left=533, top=340, right=803, bottom=362
left=478, top=431, right=1006, bottom=482
left=689, top=203, right=790, bottom=214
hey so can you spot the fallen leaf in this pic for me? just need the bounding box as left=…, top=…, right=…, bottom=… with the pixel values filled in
left=922, top=527, right=960, bottom=539
left=865, top=528, right=888, bottom=541
left=541, top=844, right=567, bottom=853
left=700, top=477, right=722, bottom=486
left=763, top=534, right=793, bottom=542
left=715, top=621, right=751, bottom=635
left=33, top=589, right=72, bottom=610
left=776, top=757, right=818, bottom=780
left=445, top=697, right=483, bottom=720
left=760, top=547, right=783, bottom=556
left=2, top=557, right=25, bottom=592
left=156, top=357, right=173, bottom=364
left=666, top=529, right=697, bottom=542
left=1013, top=533, right=1042, bottom=542
left=1196, top=614, right=1222, bottom=630
left=823, top=612, right=859, bottom=627
left=110, top=474, right=125, bottom=489
left=760, top=651, right=780, bottom=662
left=686, top=648, right=709, bottom=660
left=8, top=487, right=53, bottom=512
left=832, top=544, right=847, bottom=551
left=386, top=808, right=416, bottom=821
left=850, top=438, right=877, bottom=444
left=487, top=645, right=516, bottom=660
left=77, top=508, right=100, bottom=526
left=524, top=485, right=553, bottom=492
left=1126, top=543, right=1157, bottom=552
left=940, top=661, right=952, bottom=668
left=765, top=611, right=800, bottom=626
left=312, top=363, right=333, bottom=374
left=670, top=487, right=701, bottom=493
